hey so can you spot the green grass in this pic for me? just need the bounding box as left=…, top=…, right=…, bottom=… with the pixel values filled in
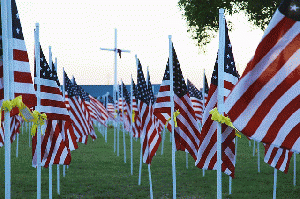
left=1, top=125, right=300, bottom=198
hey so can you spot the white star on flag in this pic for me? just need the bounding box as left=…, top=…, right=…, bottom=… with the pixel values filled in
left=290, top=4, right=299, bottom=11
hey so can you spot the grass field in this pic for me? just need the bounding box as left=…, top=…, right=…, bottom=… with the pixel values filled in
left=0, top=124, right=300, bottom=198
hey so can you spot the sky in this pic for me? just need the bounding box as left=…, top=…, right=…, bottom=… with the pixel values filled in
left=16, top=0, right=265, bottom=89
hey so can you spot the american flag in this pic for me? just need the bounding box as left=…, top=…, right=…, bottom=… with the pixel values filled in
left=34, top=46, right=70, bottom=120
left=32, top=46, right=74, bottom=168
left=263, top=143, right=293, bottom=173
left=88, top=95, right=108, bottom=127
left=74, top=80, right=97, bottom=140
left=195, top=20, right=239, bottom=178
left=64, top=72, right=90, bottom=144
left=202, top=73, right=209, bottom=106
left=122, top=82, right=131, bottom=131
left=32, top=120, right=71, bottom=168
left=107, top=95, right=115, bottom=120
left=224, top=0, right=300, bottom=154
left=187, top=79, right=203, bottom=124
left=10, top=0, right=36, bottom=108
left=131, top=79, right=141, bottom=138
left=136, top=58, right=161, bottom=164
left=153, top=44, right=201, bottom=161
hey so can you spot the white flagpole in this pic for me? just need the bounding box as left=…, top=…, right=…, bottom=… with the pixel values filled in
left=202, top=69, right=206, bottom=177
left=121, top=81, right=126, bottom=163
left=217, top=8, right=225, bottom=199
left=34, top=23, right=42, bottom=199
left=253, top=140, right=256, bottom=156
left=148, top=164, right=154, bottom=199
left=130, top=76, right=133, bottom=175
left=2, top=0, right=12, bottom=197
left=186, top=152, right=188, bottom=169
left=105, top=92, right=109, bottom=143
left=229, top=136, right=238, bottom=195
left=258, top=141, right=260, bottom=173
left=294, top=153, right=296, bottom=186
left=16, top=133, right=19, bottom=157
left=117, top=82, right=120, bottom=157
left=56, top=58, right=60, bottom=195
left=161, top=128, right=166, bottom=155
left=169, top=35, right=176, bottom=199
left=273, top=168, right=277, bottom=199
left=136, top=55, right=143, bottom=186
left=146, top=67, right=154, bottom=199
left=29, top=121, right=31, bottom=147
left=249, top=140, right=251, bottom=146
left=49, top=46, right=53, bottom=199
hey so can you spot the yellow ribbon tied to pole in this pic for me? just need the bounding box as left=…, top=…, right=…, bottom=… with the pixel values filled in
left=31, top=110, right=47, bottom=136
left=209, top=107, right=241, bottom=138
left=165, top=109, right=180, bottom=128
left=132, top=110, right=135, bottom=123
left=114, top=109, right=118, bottom=118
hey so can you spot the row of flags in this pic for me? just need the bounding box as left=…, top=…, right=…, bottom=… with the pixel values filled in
left=1, top=0, right=300, bottom=198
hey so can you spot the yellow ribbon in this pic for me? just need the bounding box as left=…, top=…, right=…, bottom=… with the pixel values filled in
left=165, top=109, right=180, bottom=128
left=132, top=110, right=135, bottom=123
left=209, top=108, right=241, bottom=138
left=31, top=110, right=47, bottom=136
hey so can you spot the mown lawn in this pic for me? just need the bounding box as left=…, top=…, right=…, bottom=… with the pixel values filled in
left=0, top=124, right=300, bottom=198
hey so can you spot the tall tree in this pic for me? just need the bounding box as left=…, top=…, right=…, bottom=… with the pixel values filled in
left=178, top=0, right=280, bottom=49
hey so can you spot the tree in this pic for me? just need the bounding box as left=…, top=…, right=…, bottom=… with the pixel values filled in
left=178, top=0, right=280, bottom=50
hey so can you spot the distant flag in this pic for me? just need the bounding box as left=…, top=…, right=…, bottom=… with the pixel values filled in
left=154, top=44, right=201, bottom=161
left=131, top=79, right=141, bottom=138
left=187, top=79, right=203, bottom=124
left=203, top=73, right=209, bottom=106
left=195, top=21, right=239, bottom=178
left=136, top=58, right=161, bottom=164
left=122, top=82, right=131, bottom=131
left=64, top=71, right=89, bottom=144
left=224, top=0, right=300, bottom=154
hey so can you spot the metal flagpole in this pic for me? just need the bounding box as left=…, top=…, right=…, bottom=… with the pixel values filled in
left=146, top=68, right=153, bottom=199
left=273, top=168, right=277, bottom=199
left=49, top=46, right=53, bottom=199
left=258, top=141, right=260, bottom=173
left=117, top=82, right=120, bottom=157
left=29, top=121, right=31, bottom=147
left=57, top=58, right=60, bottom=195
left=136, top=55, right=143, bottom=186
left=161, top=128, right=166, bottom=155
left=294, top=153, right=296, bottom=186
left=34, top=23, right=42, bottom=199
left=100, top=28, right=130, bottom=155
left=217, top=8, right=225, bottom=199
left=121, top=81, right=126, bottom=163
left=202, top=69, right=206, bottom=177
left=253, top=140, right=256, bottom=156
left=186, top=152, right=188, bottom=169
left=229, top=136, right=238, bottom=195
left=2, top=0, right=12, bottom=196
left=169, top=35, right=176, bottom=199
left=16, top=133, right=19, bottom=157
left=130, top=76, right=133, bottom=175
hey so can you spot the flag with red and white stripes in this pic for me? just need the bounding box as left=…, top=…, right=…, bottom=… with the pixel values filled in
left=136, top=58, right=161, bottom=164
left=10, top=0, right=37, bottom=109
left=195, top=20, right=239, bottom=178
left=32, top=46, right=73, bottom=167
left=224, top=0, right=300, bottom=154
left=88, top=95, right=108, bottom=126
left=187, top=79, right=203, bottom=124
left=154, top=45, right=201, bottom=161
left=131, top=79, right=141, bottom=138
left=65, top=72, right=91, bottom=144
left=263, top=143, right=293, bottom=173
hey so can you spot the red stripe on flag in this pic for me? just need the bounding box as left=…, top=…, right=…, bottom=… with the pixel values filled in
left=13, top=49, right=29, bottom=62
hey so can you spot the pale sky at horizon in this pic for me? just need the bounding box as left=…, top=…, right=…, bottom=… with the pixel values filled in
left=16, top=0, right=265, bottom=89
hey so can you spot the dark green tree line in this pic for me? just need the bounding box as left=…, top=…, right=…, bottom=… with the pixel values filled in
left=178, top=0, right=281, bottom=49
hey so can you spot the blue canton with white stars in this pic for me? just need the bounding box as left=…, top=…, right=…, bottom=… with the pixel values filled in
left=187, top=79, right=203, bottom=100
left=211, top=21, right=239, bottom=86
